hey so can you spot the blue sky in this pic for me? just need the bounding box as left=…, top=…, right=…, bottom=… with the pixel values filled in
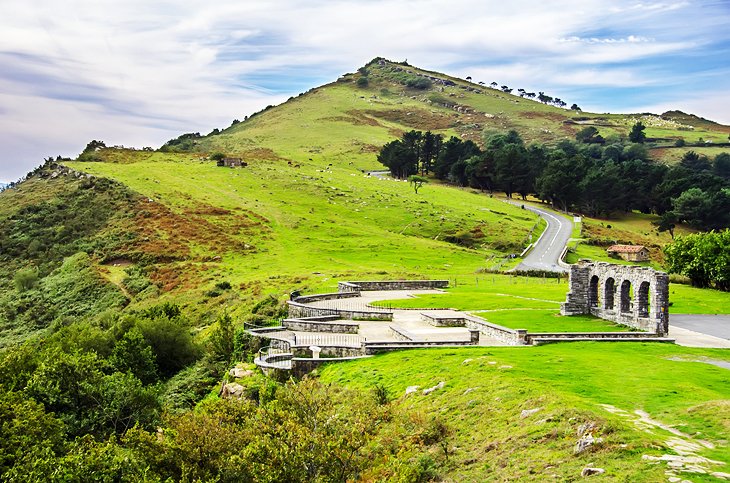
left=1, top=0, right=729, bottom=182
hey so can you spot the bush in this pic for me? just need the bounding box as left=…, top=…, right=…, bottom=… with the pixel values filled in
left=406, top=77, right=432, bottom=90
left=14, top=268, right=39, bottom=292
left=356, top=76, right=369, bottom=87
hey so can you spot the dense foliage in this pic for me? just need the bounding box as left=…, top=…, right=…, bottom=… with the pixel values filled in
left=378, top=129, right=730, bottom=225
left=665, top=229, right=730, bottom=290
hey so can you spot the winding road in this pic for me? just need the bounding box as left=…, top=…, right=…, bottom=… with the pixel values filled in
left=511, top=202, right=573, bottom=273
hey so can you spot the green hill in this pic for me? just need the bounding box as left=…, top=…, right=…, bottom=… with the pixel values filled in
left=1, top=58, right=730, bottom=482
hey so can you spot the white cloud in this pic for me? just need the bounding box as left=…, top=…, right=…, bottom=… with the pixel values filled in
left=0, top=0, right=728, bottom=181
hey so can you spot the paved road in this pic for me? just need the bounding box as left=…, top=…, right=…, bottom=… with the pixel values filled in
left=671, top=314, right=730, bottom=340
left=511, top=203, right=573, bottom=273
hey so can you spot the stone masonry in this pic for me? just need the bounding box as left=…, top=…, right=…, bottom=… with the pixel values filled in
left=561, top=260, right=669, bottom=335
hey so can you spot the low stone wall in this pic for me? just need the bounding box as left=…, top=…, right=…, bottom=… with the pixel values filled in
left=390, top=326, right=416, bottom=341
left=526, top=331, right=652, bottom=341
left=421, top=313, right=466, bottom=327
left=463, top=315, right=528, bottom=346
left=283, top=316, right=359, bottom=334
left=292, top=345, right=365, bottom=358
left=287, top=301, right=393, bottom=321
left=338, top=280, right=449, bottom=292
left=293, top=292, right=361, bottom=303
left=363, top=339, right=478, bottom=354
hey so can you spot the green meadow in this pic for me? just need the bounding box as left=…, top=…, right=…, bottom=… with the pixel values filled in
left=320, top=343, right=730, bottom=481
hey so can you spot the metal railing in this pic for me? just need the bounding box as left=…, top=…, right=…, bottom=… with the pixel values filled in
left=291, top=333, right=365, bottom=348
left=256, top=346, right=293, bottom=369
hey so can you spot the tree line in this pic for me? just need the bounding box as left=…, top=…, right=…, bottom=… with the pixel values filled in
left=378, top=129, right=730, bottom=231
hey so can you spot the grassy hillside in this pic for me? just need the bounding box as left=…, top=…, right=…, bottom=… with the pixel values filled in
left=320, top=343, right=730, bottom=482
left=186, top=58, right=729, bottom=166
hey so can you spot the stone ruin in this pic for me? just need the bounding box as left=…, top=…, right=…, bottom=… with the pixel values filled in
left=561, top=260, right=670, bottom=335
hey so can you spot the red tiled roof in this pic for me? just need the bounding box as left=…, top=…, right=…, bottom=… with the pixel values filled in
left=607, top=244, right=647, bottom=253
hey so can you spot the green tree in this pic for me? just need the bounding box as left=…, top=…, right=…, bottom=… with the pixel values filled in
left=575, top=126, right=604, bottom=144
left=672, top=187, right=711, bottom=228
left=628, top=121, right=646, bottom=143
left=210, top=152, right=225, bottom=161
left=109, top=327, right=158, bottom=384
left=0, top=391, right=65, bottom=478
left=408, top=175, right=428, bottom=194
left=665, top=230, right=730, bottom=290
left=208, top=312, right=235, bottom=363
left=137, top=313, right=200, bottom=378
left=356, top=76, right=369, bottom=87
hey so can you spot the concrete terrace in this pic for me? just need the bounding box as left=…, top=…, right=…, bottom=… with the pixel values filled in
left=301, top=289, right=508, bottom=345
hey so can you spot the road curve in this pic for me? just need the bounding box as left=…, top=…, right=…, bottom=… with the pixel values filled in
left=509, top=202, right=573, bottom=273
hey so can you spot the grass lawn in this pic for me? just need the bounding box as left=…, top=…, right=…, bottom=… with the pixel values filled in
left=320, top=343, right=730, bottom=482
left=669, top=283, right=730, bottom=314
left=479, top=309, right=630, bottom=332
left=372, top=274, right=567, bottom=311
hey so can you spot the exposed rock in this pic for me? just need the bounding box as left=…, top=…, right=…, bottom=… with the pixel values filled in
left=405, top=385, right=420, bottom=396
left=577, top=422, right=597, bottom=436
left=229, top=368, right=255, bottom=378
left=462, top=358, right=473, bottom=365
left=520, top=408, right=542, bottom=419
left=219, top=382, right=245, bottom=399
left=423, top=381, right=445, bottom=395
left=581, top=467, right=605, bottom=477
left=711, top=472, right=730, bottom=480
left=463, top=387, right=479, bottom=395
left=575, top=433, right=603, bottom=454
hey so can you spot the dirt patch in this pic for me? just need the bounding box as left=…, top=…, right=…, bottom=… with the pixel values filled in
left=521, top=111, right=569, bottom=122
left=185, top=204, right=232, bottom=216
left=103, top=257, right=133, bottom=267
left=240, top=147, right=283, bottom=161
left=364, top=108, right=456, bottom=130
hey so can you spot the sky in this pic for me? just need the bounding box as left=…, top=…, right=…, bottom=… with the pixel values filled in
left=1, top=0, right=729, bottom=182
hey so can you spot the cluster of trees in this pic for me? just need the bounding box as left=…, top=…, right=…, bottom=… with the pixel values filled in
left=377, top=129, right=730, bottom=227
left=483, top=82, right=575, bottom=108
left=0, top=299, right=449, bottom=481
left=665, top=229, right=730, bottom=290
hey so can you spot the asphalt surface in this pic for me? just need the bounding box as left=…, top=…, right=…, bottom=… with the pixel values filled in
left=670, top=314, right=730, bottom=340
left=513, top=203, right=573, bottom=273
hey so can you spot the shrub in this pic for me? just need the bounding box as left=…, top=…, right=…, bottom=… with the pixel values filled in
left=14, top=268, right=39, bottom=292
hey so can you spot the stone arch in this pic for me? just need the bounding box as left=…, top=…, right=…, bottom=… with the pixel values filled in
left=637, top=281, right=650, bottom=317
left=589, top=275, right=599, bottom=308
left=604, top=277, right=615, bottom=310
left=620, top=280, right=632, bottom=313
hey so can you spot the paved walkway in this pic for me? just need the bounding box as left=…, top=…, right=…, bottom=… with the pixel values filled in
left=303, top=290, right=508, bottom=345
left=670, top=314, right=730, bottom=340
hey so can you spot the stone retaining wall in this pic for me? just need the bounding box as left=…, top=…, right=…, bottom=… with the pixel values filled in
left=463, top=315, right=528, bottom=346
left=390, top=326, right=415, bottom=341
left=421, top=313, right=466, bottom=327
left=283, top=316, right=359, bottom=334
left=293, top=292, right=361, bottom=303
left=292, top=345, right=365, bottom=358
left=524, top=331, right=660, bottom=344
left=287, top=301, right=393, bottom=320
left=338, top=280, right=449, bottom=292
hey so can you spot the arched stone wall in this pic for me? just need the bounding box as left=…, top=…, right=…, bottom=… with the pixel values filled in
left=560, top=260, right=670, bottom=335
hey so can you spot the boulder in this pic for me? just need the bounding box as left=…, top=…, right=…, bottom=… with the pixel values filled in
left=581, top=467, right=605, bottom=477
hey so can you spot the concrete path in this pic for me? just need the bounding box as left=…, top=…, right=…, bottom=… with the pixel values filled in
left=304, top=290, right=508, bottom=345
left=509, top=202, right=573, bottom=273
left=670, top=314, right=730, bottom=341
left=669, top=326, right=730, bottom=349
